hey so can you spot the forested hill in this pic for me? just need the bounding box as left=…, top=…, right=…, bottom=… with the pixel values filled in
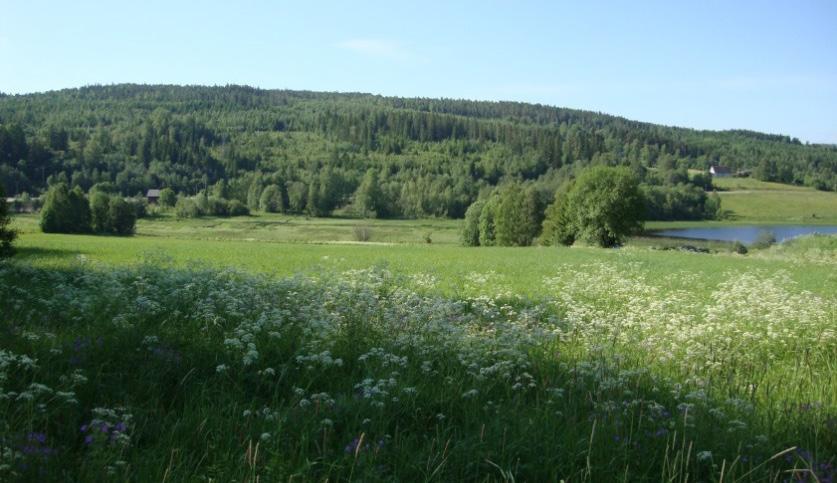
left=1, top=84, right=835, bottom=218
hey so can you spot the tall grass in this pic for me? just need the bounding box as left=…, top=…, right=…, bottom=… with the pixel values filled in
left=1, top=258, right=834, bottom=481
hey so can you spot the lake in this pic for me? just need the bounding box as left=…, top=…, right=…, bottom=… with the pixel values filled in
left=650, top=225, right=837, bottom=245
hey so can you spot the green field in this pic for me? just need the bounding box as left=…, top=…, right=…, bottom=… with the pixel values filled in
left=10, top=213, right=837, bottom=298
left=3, top=183, right=837, bottom=481
left=713, top=177, right=837, bottom=223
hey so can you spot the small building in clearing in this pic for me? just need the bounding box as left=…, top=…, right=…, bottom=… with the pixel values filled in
left=146, top=189, right=161, bottom=204
left=709, top=166, right=732, bottom=177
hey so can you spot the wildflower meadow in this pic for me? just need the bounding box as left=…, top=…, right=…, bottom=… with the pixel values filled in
left=1, top=235, right=835, bottom=481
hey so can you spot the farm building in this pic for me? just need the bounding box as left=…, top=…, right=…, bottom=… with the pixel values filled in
left=709, top=166, right=732, bottom=177
left=146, top=189, right=161, bottom=204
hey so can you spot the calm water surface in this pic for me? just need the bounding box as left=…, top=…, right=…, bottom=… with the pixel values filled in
left=651, top=225, right=837, bottom=245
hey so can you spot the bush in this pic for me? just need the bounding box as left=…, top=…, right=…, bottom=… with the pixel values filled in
left=704, top=192, right=722, bottom=220
left=227, top=200, right=250, bottom=216
left=751, top=230, right=777, bottom=250
left=0, top=185, right=16, bottom=257
left=461, top=199, right=484, bottom=246
left=260, top=185, right=284, bottom=213
left=732, top=241, right=748, bottom=254
left=90, top=191, right=112, bottom=233
left=40, top=183, right=92, bottom=234
left=353, top=225, right=372, bottom=242
left=129, top=197, right=149, bottom=219
left=206, top=196, right=229, bottom=216
left=175, top=198, right=201, bottom=219
left=159, top=188, right=177, bottom=208
left=540, top=183, right=575, bottom=246
left=192, top=192, right=208, bottom=213
left=642, top=184, right=714, bottom=221
left=477, top=196, right=498, bottom=247
left=89, top=182, right=117, bottom=195
left=287, top=181, right=308, bottom=213
left=108, top=197, right=137, bottom=235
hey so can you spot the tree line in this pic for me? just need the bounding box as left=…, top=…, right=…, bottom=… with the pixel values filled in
left=39, top=183, right=139, bottom=235
left=462, top=166, right=648, bottom=248
left=1, top=84, right=834, bottom=221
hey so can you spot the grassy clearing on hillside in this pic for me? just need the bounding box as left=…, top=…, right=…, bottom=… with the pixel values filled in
left=1, top=253, right=835, bottom=481
left=718, top=190, right=837, bottom=223
left=712, top=177, right=812, bottom=192
left=709, top=177, right=837, bottom=223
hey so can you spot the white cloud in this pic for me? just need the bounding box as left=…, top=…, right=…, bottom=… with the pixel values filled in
left=336, top=39, right=410, bottom=61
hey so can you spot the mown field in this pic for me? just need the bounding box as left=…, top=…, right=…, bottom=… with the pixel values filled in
left=713, top=177, right=837, bottom=224
left=2, top=183, right=837, bottom=481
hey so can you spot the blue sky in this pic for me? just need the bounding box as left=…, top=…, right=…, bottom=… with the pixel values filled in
left=1, top=0, right=836, bottom=143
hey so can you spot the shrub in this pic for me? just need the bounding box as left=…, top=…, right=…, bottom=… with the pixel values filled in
left=207, top=196, right=229, bottom=216
left=461, top=199, right=484, bottom=246
left=540, top=183, right=575, bottom=246
left=732, top=241, right=748, bottom=254
left=108, top=197, right=137, bottom=235
left=704, top=192, right=722, bottom=220
left=194, top=192, right=209, bottom=215
left=227, top=200, right=250, bottom=216
left=90, top=191, right=112, bottom=233
left=286, top=181, right=308, bottom=213
left=353, top=225, right=372, bottom=242
left=477, top=196, right=498, bottom=246
left=751, top=230, right=777, bottom=250
left=89, top=182, right=117, bottom=195
left=159, top=188, right=177, bottom=208
left=129, top=197, right=149, bottom=219
left=259, top=185, right=284, bottom=213
left=175, top=198, right=201, bottom=219
left=40, top=183, right=92, bottom=234
left=354, top=169, right=386, bottom=218
left=0, top=185, right=16, bottom=257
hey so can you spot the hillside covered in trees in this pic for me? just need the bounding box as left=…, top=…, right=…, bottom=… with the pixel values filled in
left=1, top=84, right=835, bottom=219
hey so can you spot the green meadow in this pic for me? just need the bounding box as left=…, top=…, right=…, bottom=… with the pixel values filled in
left=2, top=182, right=836, bottom=481
left=715, top=181, right=837, bottom=224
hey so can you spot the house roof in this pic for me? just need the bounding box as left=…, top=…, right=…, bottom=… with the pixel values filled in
left=710, top=165, right=731, bottom=173
left=146, top=189, right=161, bottom=197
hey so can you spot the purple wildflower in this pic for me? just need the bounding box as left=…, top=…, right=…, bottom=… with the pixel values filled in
left=344, top=437, right=361, bottom=454
left=27, top=432, right=47, bottom=444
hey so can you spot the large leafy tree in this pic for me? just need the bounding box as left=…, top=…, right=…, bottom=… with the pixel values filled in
left=494, top=183, right=540, bottom=247
left=540, top=182, right=575, bottom=246
left=461, top=199, right=484, bottom=246
left=354, top=169, right=387, bottom=218
left=545, top=166, right=645, bottom=247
